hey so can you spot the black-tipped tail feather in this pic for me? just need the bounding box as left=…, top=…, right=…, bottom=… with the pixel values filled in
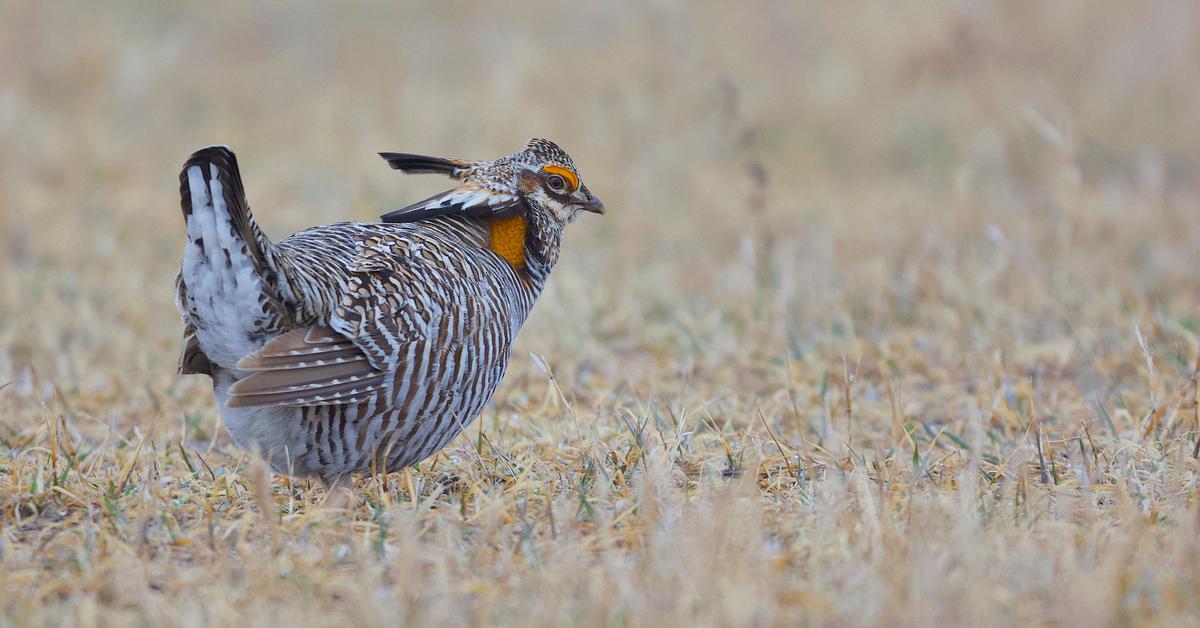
left=179, top=146, right=269, bottom=270
left=176, top=145, right=288, bottom=374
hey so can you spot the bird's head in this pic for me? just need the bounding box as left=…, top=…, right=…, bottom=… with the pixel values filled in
left=378, top=138, right=603, bottom=228
left=507, top=138, right=604, bottom=225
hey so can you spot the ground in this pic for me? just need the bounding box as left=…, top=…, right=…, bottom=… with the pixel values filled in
left=3, top=2, right=1200, bottom=626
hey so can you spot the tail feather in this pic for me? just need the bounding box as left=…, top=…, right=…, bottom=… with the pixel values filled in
left=178, top=322, right=214, bottom=376
left=180, top=146, right=272, bottom=272
left=176, top=145, right=289, bottom=372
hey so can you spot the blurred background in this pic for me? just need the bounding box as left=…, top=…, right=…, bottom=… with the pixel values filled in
left=6, top=3, right=1200, bottom=624
left=1, top=0, right=1199, bottom=419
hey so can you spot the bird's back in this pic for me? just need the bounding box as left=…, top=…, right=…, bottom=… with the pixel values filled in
left=262, top=219, right=537, bottom=476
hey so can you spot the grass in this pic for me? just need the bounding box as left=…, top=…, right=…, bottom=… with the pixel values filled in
left=3, top=2, right=1200, bottom=626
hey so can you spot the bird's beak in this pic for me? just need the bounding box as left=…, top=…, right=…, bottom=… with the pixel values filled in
left=576, top=193, right=605, bottom=215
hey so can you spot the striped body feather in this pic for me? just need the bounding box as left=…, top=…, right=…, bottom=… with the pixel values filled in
left=175, top=146, right=562, bottom=481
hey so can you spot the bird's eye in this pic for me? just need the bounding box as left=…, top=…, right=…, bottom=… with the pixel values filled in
left=546, top=174, right=566, bottom=192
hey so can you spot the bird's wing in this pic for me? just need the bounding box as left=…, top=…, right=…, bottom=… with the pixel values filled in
left=379, top=182, right=527, bottom=223
left=226, top=325, right=389, bottom=407
left=227, top=230, right=454, bottom=409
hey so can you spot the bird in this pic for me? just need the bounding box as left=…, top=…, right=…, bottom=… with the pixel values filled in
left=174, top=139, right=603, bottom=483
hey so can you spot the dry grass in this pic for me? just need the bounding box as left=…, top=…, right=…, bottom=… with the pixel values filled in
left=4, top=2, right=1200, bottom=626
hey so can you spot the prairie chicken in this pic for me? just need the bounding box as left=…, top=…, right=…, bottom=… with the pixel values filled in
left=174, top=140, right=603, bottom=481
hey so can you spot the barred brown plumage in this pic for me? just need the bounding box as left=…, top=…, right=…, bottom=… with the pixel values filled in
left=174, top=140, right=603, bottom=482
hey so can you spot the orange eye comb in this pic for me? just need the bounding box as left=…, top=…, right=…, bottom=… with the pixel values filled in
left=541, top=165, right=578, bottom=191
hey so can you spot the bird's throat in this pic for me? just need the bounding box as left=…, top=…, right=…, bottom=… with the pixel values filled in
left=489, top=215, right=527, bottom=268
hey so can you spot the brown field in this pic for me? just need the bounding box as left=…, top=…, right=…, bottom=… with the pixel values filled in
left=3, top=2, right=1200, bottom=626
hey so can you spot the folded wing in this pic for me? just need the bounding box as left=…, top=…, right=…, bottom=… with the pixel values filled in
left=227, top=326, right=387, bottom=407
left=227, top=235, right=440, bottom=409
